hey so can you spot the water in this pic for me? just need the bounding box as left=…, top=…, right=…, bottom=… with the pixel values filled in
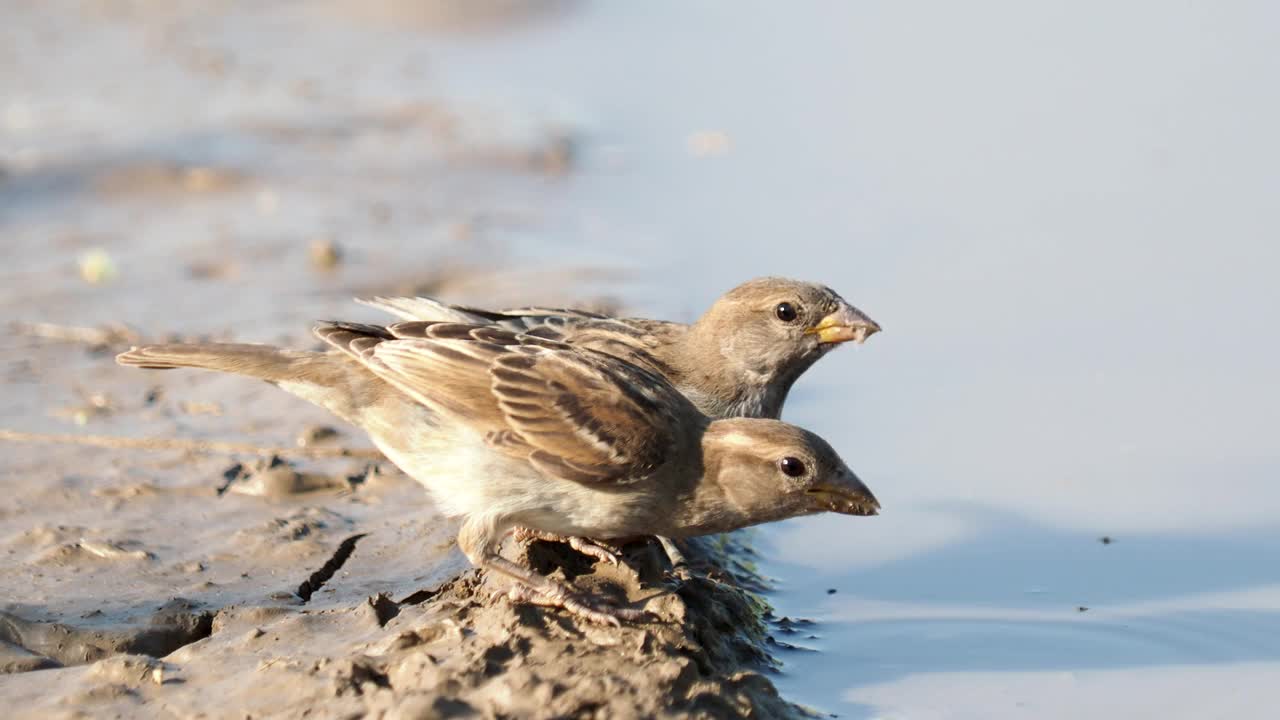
left=7, top=1, right=1280, bottom=716
left=422, top=2, right=1280, bottom=716
left=759, top=519, right=1280, bottom=716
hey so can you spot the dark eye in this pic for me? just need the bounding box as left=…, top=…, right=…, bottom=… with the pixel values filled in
left=778, top=456, right=806, bottom=477
left=774, top=302, right=798, bottom=323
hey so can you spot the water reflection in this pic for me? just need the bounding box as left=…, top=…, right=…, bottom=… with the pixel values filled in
left=770, top=505, right=1280, bottom=604
left=759, top=508, right=1280, bottom=716
left=843, top=662, right=1280, bottom=720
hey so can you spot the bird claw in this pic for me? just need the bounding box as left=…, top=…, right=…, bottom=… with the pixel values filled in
left=506, top=584, right=646, bottom=626
left=513, top=527, right=623, bottom=568
left=566, top=536, right=621, bottom=566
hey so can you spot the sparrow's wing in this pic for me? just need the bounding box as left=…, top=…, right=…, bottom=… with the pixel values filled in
left=486, top=342, right=688, bottom=485
left=314, top=321, right=535, bottom=425
left=355, top=296, right=686, bottom=362
left=314, top=321, right=691, bottom=486
left=356, top=296, right=609, bottom=330
left=387, top=313, right=685, bottom=380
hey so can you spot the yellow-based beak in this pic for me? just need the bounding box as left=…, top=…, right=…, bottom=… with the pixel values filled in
left=806, top=304, right=882, bottom=345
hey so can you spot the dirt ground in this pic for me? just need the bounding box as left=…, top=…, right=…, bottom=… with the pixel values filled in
left=2, top=411, right=800, bottom=719
left=0, top=2, right=803, bottom=718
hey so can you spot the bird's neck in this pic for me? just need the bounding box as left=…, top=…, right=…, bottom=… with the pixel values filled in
left=664, top=424, right=799, bottom=537
left=666, top=325, right=790, bottom=420
left=666, top=465, right=753, bottom=537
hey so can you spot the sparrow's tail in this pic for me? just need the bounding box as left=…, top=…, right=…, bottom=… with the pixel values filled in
left=116, top=343, right=317, bottom=382
left=117, top=343, right=376, bottom=426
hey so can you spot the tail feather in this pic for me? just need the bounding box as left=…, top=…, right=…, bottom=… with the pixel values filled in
left=116, top=343, right=310, bottom=382
left=116, top=342, right=395, bottom=427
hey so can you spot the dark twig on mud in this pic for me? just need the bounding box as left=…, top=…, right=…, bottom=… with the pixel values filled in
left=0, top=429, right=384, bottom=460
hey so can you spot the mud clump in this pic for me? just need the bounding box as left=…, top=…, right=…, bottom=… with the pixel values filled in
left=0, top=599, right=213, bottom=669
left=2, top=534, right=804, bottom=719
left=349, top=537, right=803, bottom=719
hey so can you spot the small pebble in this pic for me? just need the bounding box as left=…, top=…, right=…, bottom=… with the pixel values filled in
left=309, top=238, right=342, bottom=271
left=78, top=248, right=118, bottom=284
left=181, top=166, right=237, bottom=193
left=297, top=424, right=340, bottom=447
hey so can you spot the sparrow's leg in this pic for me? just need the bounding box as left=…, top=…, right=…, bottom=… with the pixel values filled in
left=512, top=527, right=622, bottom=566
left=515, top=527, right=686, bottom=578
left=461, top=517, right=644, bottom=626
left=655, top=535, right=691, bottom=578
left=483, top=554, right=647, bottom=626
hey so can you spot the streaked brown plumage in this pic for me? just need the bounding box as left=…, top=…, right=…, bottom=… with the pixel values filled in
left=359, top=276, right=881, bottom=420
left=359, top=277, right=881, bottom=566
left=117, top=320, right=878, bottom=623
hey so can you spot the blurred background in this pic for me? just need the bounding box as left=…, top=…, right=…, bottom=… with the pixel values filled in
left=4, top=2, right=1278, bottom=717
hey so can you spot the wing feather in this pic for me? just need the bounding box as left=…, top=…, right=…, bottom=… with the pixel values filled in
left=314, top=320, right=694, bottom=487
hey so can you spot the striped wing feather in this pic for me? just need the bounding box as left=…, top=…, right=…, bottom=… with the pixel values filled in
left=356, top=295, right=684, bottom=375
left=489, top=348, right=679, bottom=484
left=313, top=321, right=685, bottom=486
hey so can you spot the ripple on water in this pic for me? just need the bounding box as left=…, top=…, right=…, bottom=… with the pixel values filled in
left=758, top=516, right=1280, bottom=718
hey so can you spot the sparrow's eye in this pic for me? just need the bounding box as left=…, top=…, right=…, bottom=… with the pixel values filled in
left=774, top=302, right=798, bottom=323
left=778, top=456, right=806, bottom=477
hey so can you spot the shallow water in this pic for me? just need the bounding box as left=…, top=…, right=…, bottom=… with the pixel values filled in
left=423, top=2, right=1280, bottom=716
left=6, top=1, right=1279, bottom=716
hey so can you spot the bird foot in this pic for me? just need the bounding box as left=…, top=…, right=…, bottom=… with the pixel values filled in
left=506, top=583, right=647, bottom=626
left=567, top=536, right=624, bottom=567
left=512, top=527, right=623, bottom=567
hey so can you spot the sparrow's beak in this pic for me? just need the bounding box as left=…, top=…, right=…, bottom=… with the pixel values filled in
left=806, top=469, right=880, bottom=516
left=806, top=303, right=881, bottom=345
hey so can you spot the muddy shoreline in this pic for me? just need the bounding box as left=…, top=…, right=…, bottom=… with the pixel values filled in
left=0, top=3, right=817, bottom=716
left=1, top=240, right=808, bottom=718
left=2, top=441, right=804, bottom=718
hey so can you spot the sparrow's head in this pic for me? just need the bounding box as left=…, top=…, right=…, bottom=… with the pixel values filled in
left=702, top=419, right=879, bottom=528
left=691, top=277, right=880, bottom=387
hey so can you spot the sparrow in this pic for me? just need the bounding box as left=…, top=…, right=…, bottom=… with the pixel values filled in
left=359, top=276, right=881, bottom=420
left=359, top=277, right=881, bottom=566
left=117, top=321, right=879, bottom=624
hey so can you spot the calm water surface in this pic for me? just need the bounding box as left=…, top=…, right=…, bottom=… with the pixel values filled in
left=429, top=3, right=1280, bottom=717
